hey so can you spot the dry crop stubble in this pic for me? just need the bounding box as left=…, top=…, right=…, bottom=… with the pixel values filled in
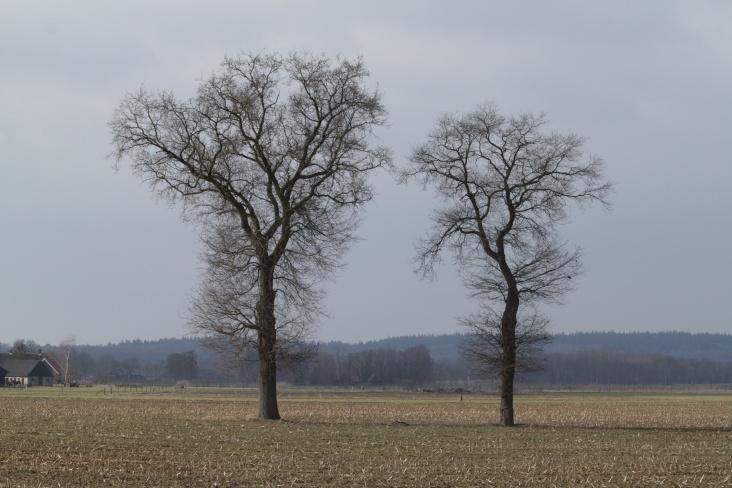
left=0, top=388, right=730, bottom=486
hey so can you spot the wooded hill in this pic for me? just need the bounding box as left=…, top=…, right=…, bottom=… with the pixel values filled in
left=320, top=331, right=732, bottom=363
left=3, top=331, right=730, bottom=385
left=4, top=330, right=730, bottom=365
left=315, top=332, right=732, bottom=386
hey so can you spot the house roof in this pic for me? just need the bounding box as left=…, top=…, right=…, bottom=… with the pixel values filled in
left=45, top=357, right=64, bottom=376
left=43, top=358, right=60, bottom=376
left=1, top=359, right=58, bottom=377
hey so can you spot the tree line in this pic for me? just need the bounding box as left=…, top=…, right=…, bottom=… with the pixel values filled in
left=524, top=350, right=732, bottom=386
left=547, top=331, right=732, bottom=362
left=292, top=345, right=435, bottom=386
left=166, top=348, right=732, bottom=387
left=0, top=339, right=201, bottom=385
left=6, top=336, right=730, bottom=387
left=8, top=331, right=728, bottom=369
left=297, top=347, right=731, bottom=387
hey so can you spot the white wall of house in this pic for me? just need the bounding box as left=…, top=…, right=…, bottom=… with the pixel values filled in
left=4, top=376, right=53, bottom=386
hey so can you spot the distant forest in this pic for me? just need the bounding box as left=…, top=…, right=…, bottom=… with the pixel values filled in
left=1, top=331, right=730, bottom=386
left=319, top=331, right=732, bottom=363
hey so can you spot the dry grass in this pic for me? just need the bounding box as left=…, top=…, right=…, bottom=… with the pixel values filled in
left=1, top=388, right=730, bottom=486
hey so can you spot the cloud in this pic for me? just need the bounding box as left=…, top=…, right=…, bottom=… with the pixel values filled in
left=1, top=1, right=730, bottom=346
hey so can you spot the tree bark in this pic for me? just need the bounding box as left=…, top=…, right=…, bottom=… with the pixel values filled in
left=257, top=258, right=280, bottom=420
left=499, top=290, right=519, bottom=427
left=499, top=374, right=514, bottom=426
left=257, top=330, right=279, bottom=420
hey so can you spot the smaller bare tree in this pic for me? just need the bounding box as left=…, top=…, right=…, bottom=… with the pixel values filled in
left=402, top=102, right=612, bottom=426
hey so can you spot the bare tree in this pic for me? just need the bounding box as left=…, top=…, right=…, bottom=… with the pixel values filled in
left=110, top=51, right=390, bottom=419
left=166, top=351, right=198, bottom=382
left=10, top=339, right=39, bottom=359
left=59, top=335, right=76, bottom=385
left=401, top=102, right=611, bottom=426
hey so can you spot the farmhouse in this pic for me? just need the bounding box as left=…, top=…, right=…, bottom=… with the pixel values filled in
left=1, top=358, right=59, bottom=387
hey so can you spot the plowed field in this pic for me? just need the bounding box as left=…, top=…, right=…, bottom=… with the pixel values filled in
left=1, top=388, right=730, bottom=486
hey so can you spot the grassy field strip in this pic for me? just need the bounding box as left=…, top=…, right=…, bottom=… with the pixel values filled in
left=1, top=389, right=730, bottom=486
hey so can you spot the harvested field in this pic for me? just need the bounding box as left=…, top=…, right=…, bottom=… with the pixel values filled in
left=1, top=388, right=730, bottom=486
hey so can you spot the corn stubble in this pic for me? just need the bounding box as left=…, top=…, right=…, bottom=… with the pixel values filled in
left=0, top=390, right=729, bottom=486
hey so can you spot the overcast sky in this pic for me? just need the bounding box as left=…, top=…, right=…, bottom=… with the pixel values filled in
left=1, top=1, right=730, bottom=346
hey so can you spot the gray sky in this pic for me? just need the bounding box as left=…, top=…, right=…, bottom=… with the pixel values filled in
left=1, top=1, right=730, bottom=346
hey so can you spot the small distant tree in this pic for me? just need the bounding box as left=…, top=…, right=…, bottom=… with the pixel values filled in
left=74, top=351, right=97, bottom=380
left=143, top=361, right=165, bottom=382
left=95, top=355, right=118, bottom=384
left=402, top=102, right=612, bottom=426
left=400, top=345, right=434, bottom=385
left=120, top=357, right=141, bottom=375
left=10, top=339, right=39, bottom=359
left=111, top=356, right=143, bottom=383
left=166, top=351, right=198, bottom=382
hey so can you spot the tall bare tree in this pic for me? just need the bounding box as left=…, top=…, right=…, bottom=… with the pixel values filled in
left=110, top=51, right=390, bottom=419
left=402, top=102, right=611, bottom=426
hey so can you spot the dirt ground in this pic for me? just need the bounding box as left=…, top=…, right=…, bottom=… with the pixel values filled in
left=1, top=388, right=730, bottom=486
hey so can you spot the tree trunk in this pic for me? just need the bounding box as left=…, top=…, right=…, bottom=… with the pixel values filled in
left=257, top=329, right=280, bottom=420
left=499, top=290, right=519, bottom=427
left=256, top=258, right=280, bottom=420
left=500, top=365, right=515, bottom=426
